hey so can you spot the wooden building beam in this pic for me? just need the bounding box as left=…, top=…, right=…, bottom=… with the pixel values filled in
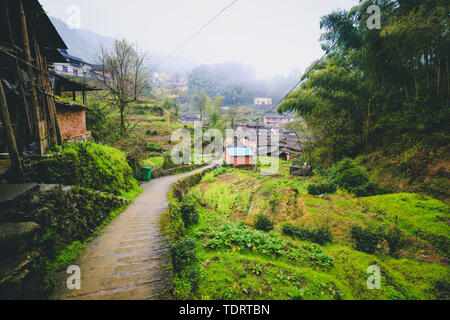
left=18, top=0, right=44, bottom=155
left=0, top=81, right=25, bottom=182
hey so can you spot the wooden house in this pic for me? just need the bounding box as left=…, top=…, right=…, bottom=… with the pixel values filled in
left=0, top=0, right=98, bottom=180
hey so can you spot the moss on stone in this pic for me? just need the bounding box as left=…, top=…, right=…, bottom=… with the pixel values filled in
left=37, top=142, right=139, bottom=197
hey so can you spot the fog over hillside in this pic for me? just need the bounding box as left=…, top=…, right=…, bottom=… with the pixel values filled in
left=51, top=16, right=308, bottom=103
left=50, top=17, right=200, bottom=75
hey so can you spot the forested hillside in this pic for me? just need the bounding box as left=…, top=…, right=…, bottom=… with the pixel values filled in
left=278, top=0, right=449, bottom=201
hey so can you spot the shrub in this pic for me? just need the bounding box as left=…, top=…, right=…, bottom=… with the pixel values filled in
left=172, top=170, right=211, bottom=201
left=86, top=100, right=119, bottom=144
left=349, top=225, right=383, bottom=254
left=352, top=182, right=383, bottom=197
left=254, top=214, right=274, bottom=232
left=281, top=223, right=333, bottom=245
left=152, top=130, right=158, bottom=136
left=268, top=191, right=281, bottom=210
left=328, top=158, right=369, bottom=189
left=146, top=142, right=164, bottom=152
left=37, top=143, right=138, bottom=196
left=302, top=244, right=334, bottom=270
left=384, top=226, right=409, bottom=256
left=180, top=197, right=199, bottom=228
left=205, top=223, right=284, bottom=256
left=145, top=130, right=152, bottom=135
left=163, top=154, right=176, bottom=169
left=327, top=158, right=382, bottom=197
left=171, top=239, right=198, bottom=273
left=307, top=182, right=337, bottom=195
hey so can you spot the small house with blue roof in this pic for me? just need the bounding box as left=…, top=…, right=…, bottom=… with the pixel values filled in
left=223, top=146, right=254, bottom=167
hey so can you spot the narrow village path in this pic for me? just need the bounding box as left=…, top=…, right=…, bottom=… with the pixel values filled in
left=52, top=165, right=212, bottom=300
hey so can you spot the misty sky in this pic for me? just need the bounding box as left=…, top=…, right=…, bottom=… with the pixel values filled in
left=40, top=0, right=359, bottom=78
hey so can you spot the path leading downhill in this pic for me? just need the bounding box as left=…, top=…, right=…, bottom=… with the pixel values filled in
left=52, top=166, right=212, bottom=300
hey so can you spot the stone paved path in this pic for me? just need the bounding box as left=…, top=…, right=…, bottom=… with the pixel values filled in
left=52, top=166, right=211, bottom=300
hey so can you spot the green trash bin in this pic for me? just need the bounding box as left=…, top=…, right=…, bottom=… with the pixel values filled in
left=142, top=167, right=152, bottom=181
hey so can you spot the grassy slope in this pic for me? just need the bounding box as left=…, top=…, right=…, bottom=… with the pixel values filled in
left=356, top=145, right=450, bottom=204
left=183, top=169, right=449, bottom=300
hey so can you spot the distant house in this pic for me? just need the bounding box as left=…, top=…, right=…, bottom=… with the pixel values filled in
left=279, top=150, right=292, bottom=161
left=52, top=49, right=93, bottom=78
left=223, top=147, right=254, bottom=167
left=254, top=98, right=272, bottom=106
left=181, top=114, right=200, bottom=125
left=263, top=114, right=293, bottom=128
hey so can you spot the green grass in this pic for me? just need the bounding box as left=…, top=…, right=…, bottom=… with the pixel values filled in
left=46, top=241, right=86, bottom=274
left=362, top=193, right=449, bottom=239
left=144, top=156, right=165, bottom=168
left=171, top=169, right=450, bottom=300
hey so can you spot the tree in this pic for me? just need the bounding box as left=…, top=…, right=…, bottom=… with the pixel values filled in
left=278, top=0, right=449, bottom=166
left=162, top=95, right=177, bottom=124
left=97, top=39, right=148, bottom=135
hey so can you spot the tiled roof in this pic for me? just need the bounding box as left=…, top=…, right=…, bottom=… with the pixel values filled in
left=225, top=146, right=254, bottom=157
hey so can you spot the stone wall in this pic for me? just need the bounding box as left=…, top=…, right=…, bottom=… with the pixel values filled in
left=0, top=183, right=129, bottom=299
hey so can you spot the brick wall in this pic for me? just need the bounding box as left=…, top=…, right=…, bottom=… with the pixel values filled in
left=56, top=108, right=87, bottom=140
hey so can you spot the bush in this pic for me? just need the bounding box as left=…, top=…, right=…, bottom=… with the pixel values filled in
left=180, top=197, right=199, bottom=229
left=37, top=143, right=138, bottom=196
left=352, top=182, right=383, bottom=197
left=152, top=130, right=158, bottom=136
left=172, top=170, right=211, bottom=201
left=383, top=225, right=410, bottom=256
left=163, top=154, right=176, bottom=169
left=268, top=191, right=281, bottom=210
left=281, top=223, right=332, bottom=245
left=327, top=158, right=381, bottom=197
left=145, top=142, right=164, bottom=152
left=307, top=182, right=337, bottom=195
left=171, top=239, right=198, bottom=273
left=86, top=101, right=120, bottom=144
left=349, top=225, right=383, bottom=254
left=254, top=214, right=274, bottom=232
left=329, top=158, right=368, bottom=188
left=301, top=244, right=334, bottom=270
left=205, top=223, right=284, bottom=256
left=145, top=130, right=152, bottom=135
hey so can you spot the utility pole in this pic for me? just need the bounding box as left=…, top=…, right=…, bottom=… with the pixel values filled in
left=255, top=118, right=259, bottom=171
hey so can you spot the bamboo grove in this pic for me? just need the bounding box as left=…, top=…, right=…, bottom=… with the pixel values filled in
left=278, top=0, right=449, bottom=166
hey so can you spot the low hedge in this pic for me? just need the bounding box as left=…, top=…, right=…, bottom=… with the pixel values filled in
left=307, top=182, right=337, bottom=196
left=281, top=223, right=333, bottom=245
left=166, top=167, right=212, bottom=298
left=151, top=163, right=208, bottom=180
